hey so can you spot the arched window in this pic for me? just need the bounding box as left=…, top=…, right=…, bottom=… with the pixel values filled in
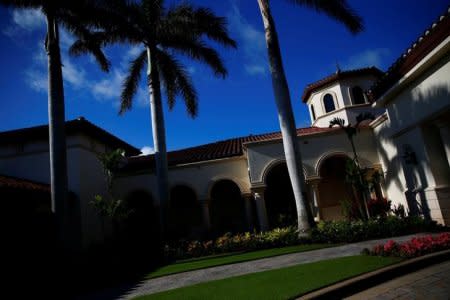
left=311, top=104, right=316, bottom=120
left=323, top=93, right=336, bottom=113
left=351, top=86, right=366, bottom=105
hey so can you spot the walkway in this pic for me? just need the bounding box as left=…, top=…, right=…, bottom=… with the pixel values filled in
left=100, top=234, right=426, bottom=299
left=345, top=259, right=450, bottom=299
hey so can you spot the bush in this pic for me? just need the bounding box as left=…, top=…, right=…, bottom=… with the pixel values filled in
left=363, top=233, right=450, bottom=258
left=368, top=197, right=391, bottom=217
left=311, top=216, right=443, bottom=243
left=163, top=226, right=302, bottom=260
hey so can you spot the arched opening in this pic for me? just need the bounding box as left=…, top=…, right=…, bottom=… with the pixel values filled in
left=318, top=156, right=354, bottom=220
left=323, top=93, right=336, bottom=113
left=123, top=190, right=159, bottom=252
left=210, top=180, right=246, bottom=235
left=264, top=163, right=297, bottom=228
left=168, top=185, right=202, bottom=239
left=351, top=86, right=366, bottom=105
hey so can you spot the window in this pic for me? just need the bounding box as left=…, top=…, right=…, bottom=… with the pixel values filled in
left=323, top=93, right=336, bottom=113
left=351, top=86, right=366, bottom=105
left=311, top=105, right=316, bottom=120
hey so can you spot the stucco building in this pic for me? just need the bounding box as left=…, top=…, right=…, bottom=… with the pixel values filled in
left=1, top=8, right=449, bottom=248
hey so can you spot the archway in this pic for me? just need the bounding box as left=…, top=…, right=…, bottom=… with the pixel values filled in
left=168, top=185, right=202, bottom=239
left=318, top=156, right=353, bottom=220
left=124, top=190, right=159, bottom=251
left=209, top=180, right=246, bottom=235
left=264, top=163, right=297, bottom=228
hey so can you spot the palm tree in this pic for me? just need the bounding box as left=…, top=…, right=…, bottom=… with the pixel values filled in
left=87, top=0, right=236, bottom=235
left=1, top=0, right=109, bottom=244
left=256, top=0, right=364, bottom=233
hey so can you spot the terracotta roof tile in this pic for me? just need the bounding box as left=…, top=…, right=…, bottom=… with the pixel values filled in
left=122, top=126, right=339, bottom=172
left=301, top=67, right=383, bottom=102
left=0, top=175, right=51, bottom=193
left=369, top=6, right=450, bottom=100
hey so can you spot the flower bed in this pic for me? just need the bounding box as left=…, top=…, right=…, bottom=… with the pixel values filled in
left=164, top=226, right=301, bottom=260
left=363, top=233, right=450, bottom=258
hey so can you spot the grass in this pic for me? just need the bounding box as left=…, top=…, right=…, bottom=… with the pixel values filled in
left=147, top=244, right=334, bottom=279
left=135, top=255, right=403, bottom=300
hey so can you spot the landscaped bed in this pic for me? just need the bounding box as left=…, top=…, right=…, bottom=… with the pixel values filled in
left=135, top=255, right=402, bottom=300
left=147, top=243, right=334, bottom=279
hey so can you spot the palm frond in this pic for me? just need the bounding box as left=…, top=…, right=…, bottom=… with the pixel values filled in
left=156, top=48, right=198, bottom=118
left=163, top=5, right=237, bottom=48
left=288, top=0, right=363, bottom=34
left=69, top=36, right=110, bottom=72
left=0, top=0, right=42, bottom=8
left=162, top=39, right=228, bottom=78
left=329, top=117, right=346, bottom=128
left=120, top=49, right=147, bottom=114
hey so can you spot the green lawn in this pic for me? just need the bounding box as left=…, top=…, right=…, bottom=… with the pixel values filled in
left=147, top=244, right=334, bottom=279
left=136, top=255, right=402, bottom=300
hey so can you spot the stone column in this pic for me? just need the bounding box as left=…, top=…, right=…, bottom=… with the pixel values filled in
left=200, top=199, right=211, bottom=231
left=307, top=178, right=321, bottom=222
left=252, top=186, right=269, bottom=232
left=434, top=119, right=450, bottom=167
left=242, top=193, right=254, bottom=231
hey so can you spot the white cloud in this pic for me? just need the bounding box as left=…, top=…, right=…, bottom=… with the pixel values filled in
left=12, top=8, right=45, bottom=31
left=227, top=3, right=268, bottom=76
left=25, top=69, right=47, bottom=92
left=91, top=69, right=125, bottom=100
left=62, top=58, right=87, bottom=89
left=140, top=146, right=154, bottom=155
left=342, top=48, right=391, bottom=70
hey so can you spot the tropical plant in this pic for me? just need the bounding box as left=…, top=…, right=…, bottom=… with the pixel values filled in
left=83, top=0, right=236, bottom=234
left=256, top=0, right=364, bottom=234
left=329, top=112, right=376, bottom=219
left=1, top=0, right=110, bottom=243
left=91, top=149, right=130, bottom=223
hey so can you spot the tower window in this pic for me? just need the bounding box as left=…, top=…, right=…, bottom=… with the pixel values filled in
left=323, top=93, right=336, bottom=113
left=352, top=86, right=366, bottom=105
left=311, top=104, right=316, bottom=120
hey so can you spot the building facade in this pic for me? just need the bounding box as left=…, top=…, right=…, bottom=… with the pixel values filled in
left=1, top=8, right=449, bottom=248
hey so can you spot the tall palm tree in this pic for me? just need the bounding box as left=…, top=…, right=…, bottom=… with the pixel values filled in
left=1, top=0, right=109, bottom=244
left=85, top=0, right=236, bottom=235
left=256, top=0, right=364, bottom=233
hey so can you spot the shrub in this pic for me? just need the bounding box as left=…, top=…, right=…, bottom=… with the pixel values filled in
left=311, top=216, right=443, bottom=243
left=367, top=197, right=391, bottom=217
left=363, top=233, right=450, bottom=258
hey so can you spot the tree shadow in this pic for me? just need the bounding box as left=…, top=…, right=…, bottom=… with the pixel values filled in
left=375, top=81, right=450, bottom=221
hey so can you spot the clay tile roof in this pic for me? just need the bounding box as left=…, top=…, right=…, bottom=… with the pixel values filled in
left=0, top=174, right=51, bottom=193
left=0, top=117, right=140, bottom=156
left=301, top=67, right=384, bottom=102
left=369, top=6, right=450, bottom=100
left=121, top=126, right=339, bottom=172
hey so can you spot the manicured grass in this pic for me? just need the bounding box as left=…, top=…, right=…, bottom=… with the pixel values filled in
left=147, top=244, right=334, bottom=279
left=136, top=255, right=402, bottom=300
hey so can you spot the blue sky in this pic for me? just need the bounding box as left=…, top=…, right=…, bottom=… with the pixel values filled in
left=0, top=0, right=448, bottom=154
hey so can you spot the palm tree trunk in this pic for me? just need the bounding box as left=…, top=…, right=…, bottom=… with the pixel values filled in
left=257, top=0, right=313, bottom=233
left=146, top=46, right=170, bottom=237
left=46, top=14, right=69, bottom=244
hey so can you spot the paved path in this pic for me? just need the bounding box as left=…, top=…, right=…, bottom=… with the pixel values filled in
left=96, top=234, right=425, bottom=300
left=345, top=259, right=450, bottom=300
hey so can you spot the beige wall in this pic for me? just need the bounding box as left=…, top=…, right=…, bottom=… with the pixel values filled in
left=115, top=157, right=251, bottom=204
left=0, top=134, right=112, bottom=248
left=375, top=36, right=450, bottom=225
left=246, top=129, right=380, bottom=185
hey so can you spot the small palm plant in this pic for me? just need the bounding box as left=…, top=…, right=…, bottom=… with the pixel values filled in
left=329, top=112, right=375, bottom=219
left=76, top=0, right=236, bottom=234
